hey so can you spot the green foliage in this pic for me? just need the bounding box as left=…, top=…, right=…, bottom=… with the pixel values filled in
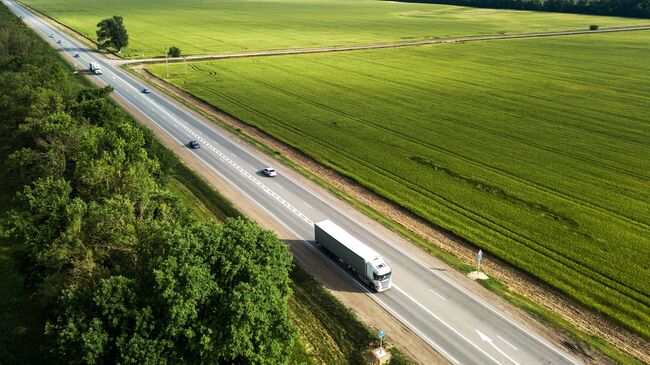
left=396, top=0, right=649, bottom=18
left=168, top=46, right=181, bottom=58
left=44, top=218, right=296, bottom=364
left=388, top=348, right=412, bottom=365
left=289, top=265, right=374, bottom=364
left=148, top=31, right=650, bottom=339
left=96, top=15, right=128, bottom=52
left=20, top=0, right=648, bottom=58
left=1, top=3, right=297, bottom=363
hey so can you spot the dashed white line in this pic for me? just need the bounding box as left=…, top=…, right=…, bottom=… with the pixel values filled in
left=429, top=288, right=447, bottom=300
left=497, top=335, right=519, bottom=351
left=393, top=285, right=503, bottom=365
left=9, top=4, right=582, bottom=364
left=140, top=96, right=314, bottom=226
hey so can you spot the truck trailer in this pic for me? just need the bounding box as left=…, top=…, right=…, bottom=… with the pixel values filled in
left=89, top=62, right=102, bottom=75
left=315, top=220, right=392, bottom=292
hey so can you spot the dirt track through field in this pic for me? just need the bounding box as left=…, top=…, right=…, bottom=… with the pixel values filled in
left=119, top=25, right=650, bottom=64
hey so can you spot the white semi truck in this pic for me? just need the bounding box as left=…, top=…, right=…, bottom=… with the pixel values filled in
left=315, top=220, right=392, bottom=292
left=89, top=62, right=102, bottom=75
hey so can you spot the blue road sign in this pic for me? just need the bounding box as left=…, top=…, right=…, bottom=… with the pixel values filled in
left=378, top=330, right=384, bottom=338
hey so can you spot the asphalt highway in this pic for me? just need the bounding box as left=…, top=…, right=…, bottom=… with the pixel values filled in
left=5, top=1, right=582, bottom=363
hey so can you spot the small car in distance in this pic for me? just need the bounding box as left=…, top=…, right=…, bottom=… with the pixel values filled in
left=49, top=33, right=54, bottom=38
left=261, top=167, right=277, bottom=177
left=142, top=88, right=151, bottom=94
left=189, top=140, right=200, bottom=149
left=56, top=39, right=62, bottom=44
left=73, top=52, right=79, bottom=58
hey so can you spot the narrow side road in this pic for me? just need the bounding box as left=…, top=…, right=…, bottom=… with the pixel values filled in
left=118, top=25, right=650, bottom=64
left=7, top=0, right=637, bottom=364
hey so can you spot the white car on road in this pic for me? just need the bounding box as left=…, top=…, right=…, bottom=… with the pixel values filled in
left=262, top=167, right=277, bottom=177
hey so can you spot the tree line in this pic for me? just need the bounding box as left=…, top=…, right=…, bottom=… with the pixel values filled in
left=395, top=0, right=650, bottom=18
left=0, top=4, right=296, bottom=364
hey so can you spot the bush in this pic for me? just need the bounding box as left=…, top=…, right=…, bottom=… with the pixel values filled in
left=589, top=24, right=599, bottom=30
left=168, top=46, right=181, bottom=57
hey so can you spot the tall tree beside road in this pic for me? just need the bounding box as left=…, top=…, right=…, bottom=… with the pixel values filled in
left=1, top=4, right=297, bottom=363
left=43, top=218, right=296, bottom=364
left=96, top=15, right=128, bottom=52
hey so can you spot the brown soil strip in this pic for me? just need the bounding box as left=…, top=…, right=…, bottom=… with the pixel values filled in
left=133, top=64, right=650, bottom=364
left=107, top=82, right=448, bottom=365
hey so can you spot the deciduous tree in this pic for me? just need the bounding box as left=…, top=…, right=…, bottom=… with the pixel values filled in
left=96, top=16, right=128, bottom=52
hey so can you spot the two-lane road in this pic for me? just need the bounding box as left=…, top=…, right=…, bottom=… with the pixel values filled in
left=5, top=1, right=581, bottom=363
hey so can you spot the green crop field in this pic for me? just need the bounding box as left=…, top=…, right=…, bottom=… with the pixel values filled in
left=147, top=31, right=650, bottom=338
left=22, top=0, right=649, bottom=58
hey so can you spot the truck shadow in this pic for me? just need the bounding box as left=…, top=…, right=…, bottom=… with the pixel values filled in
left=285, top=239, right=374, bottom=294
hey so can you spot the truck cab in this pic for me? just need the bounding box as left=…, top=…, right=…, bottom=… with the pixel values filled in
left=367, top=256, right=392, bottom=292
left=89, top=62, right=102, bottom=75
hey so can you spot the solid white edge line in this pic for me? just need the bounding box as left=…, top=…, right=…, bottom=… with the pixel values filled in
left=124, top=107, right=462, bottom=365
left=393, top=285, right=503, bottom=365
left=497, top=335, right=519, bottom=351
left=9, top=3, right=580, bottom=364
left=429, top=288, right=447, bottom=300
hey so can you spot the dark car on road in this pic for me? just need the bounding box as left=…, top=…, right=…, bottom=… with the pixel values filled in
left=142, top=88, right=151, bottom=94
left=189, top=140, right=200, bottom=149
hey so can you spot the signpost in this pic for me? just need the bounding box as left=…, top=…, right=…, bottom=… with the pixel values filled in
left=378, top=330, right=384, bottom=352
left=476, top=249, right=483, bottom=273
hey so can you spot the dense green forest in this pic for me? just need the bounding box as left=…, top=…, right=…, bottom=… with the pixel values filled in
left=396, top=0, right=650, bottom=18
left=0, top=4, right=297, bottom=364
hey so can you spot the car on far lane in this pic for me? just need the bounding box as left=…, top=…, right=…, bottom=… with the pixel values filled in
left=56, top=39, right=61, bottom=44
left=49, top=33, right=54, bottom=38
left=142, top=88, right=151, bottom=94
left=189, top=140, right=200, bottom=149
left=262, top=167, right=277, bottom=177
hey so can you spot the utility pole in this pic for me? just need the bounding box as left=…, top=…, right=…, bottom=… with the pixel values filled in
left=165, top=47, right=169, bottom=78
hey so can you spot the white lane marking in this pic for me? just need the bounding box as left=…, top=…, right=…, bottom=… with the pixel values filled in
left=393, top=285, right=503, bottom=365
left=497, top=335, right=518, bottom=351
left=10, top=4, right=578, bottom=364
left=138, top=95, right=313, bottom=226
left=115, top=104, right=463, bottom=365
left=303, top=202, right=312, bottom=208
left=477, top=330, right=520, bottom=365
left=429, top=288, right=446, bottom=300
left=281, top=167, right=580, bottom=363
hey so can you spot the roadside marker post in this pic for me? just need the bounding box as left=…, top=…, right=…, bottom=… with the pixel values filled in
left=476, top=249, right=483, bottom=273
left=378, top=330, right=384, bottom=353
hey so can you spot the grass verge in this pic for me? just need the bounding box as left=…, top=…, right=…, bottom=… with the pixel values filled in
left=124, top=62, right=646, bottom=364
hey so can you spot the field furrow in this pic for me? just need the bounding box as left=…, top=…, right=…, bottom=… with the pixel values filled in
left=148, top=31, right=650, bottom=337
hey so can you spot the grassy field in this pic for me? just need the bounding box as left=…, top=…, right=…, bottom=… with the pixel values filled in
left=147, top=31, right=650, bottom=338
left=22, top=0, right=650, bottom=58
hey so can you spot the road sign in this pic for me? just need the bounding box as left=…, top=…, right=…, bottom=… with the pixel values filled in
left=378, top=330, right=384, bottom=338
